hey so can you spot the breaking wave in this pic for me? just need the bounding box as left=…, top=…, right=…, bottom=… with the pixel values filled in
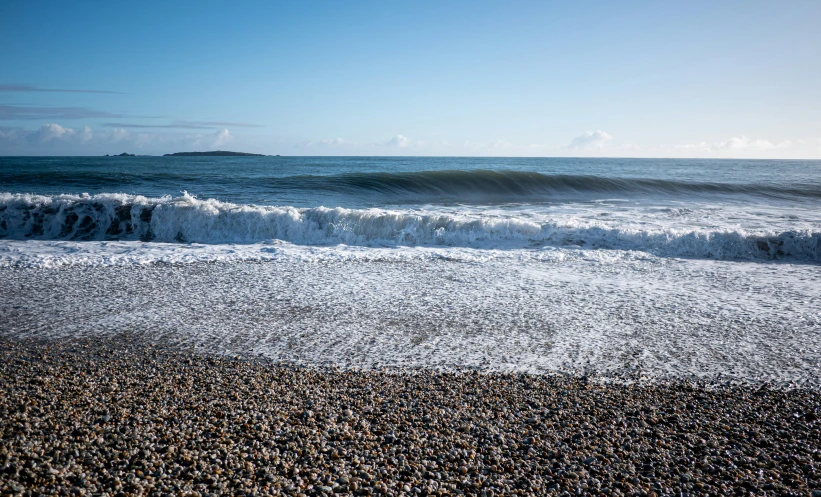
left=1, top=192, right=819, bottom=262
left=289, top=170, right=821, bottom=200
left=5, top=169, right=820, bottom=203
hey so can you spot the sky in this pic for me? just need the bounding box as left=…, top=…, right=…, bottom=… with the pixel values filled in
left=1, top=0, right=820, bottom=158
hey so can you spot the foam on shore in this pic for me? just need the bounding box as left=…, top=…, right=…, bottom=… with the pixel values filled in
left=3, top=250, right=819, bottom=387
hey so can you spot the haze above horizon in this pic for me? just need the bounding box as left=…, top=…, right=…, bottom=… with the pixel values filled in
left=1, top=0, right=820, bottom=159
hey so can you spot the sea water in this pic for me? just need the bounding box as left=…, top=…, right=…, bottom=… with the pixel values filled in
left=1, top=156, right=819, bottom=386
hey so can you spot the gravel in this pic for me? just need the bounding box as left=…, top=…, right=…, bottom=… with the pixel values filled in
left=1, top=335, right=819, bottom=496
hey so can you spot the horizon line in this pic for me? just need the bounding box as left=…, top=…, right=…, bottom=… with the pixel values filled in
left=1, top=154, right=821, bottom=161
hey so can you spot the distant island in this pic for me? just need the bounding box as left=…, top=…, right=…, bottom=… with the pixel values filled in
left=104, top=153, right=136, bottom=157
left=163, top=150, right=265, bottom=157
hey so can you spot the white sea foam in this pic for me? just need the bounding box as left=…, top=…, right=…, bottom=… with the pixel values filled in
left=0, top=239, right=661, bottom=268
left=1, top=192, right=819, bottom=262
left=2, top=248, right=819, bottom=387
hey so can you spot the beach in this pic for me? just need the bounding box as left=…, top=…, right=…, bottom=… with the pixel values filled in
left=4, top=0, right=821, bottom=493
left=1, top=335, right=818, bottom=496
left=2, top=157, right=820, bottom=495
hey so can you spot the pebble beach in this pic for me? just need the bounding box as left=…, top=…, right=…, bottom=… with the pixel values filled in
left=1, top=336, right=819, bottom=497
left=4, top=1, right=821, bottom=495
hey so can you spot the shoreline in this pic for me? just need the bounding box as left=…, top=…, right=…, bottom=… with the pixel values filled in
left=1, top=336, right=818, bottom=496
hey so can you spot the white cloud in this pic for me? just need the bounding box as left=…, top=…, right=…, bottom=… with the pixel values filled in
left=316, top=137, right=347, bottom=146
left=715, top=136, right=787, bottom=150
left=0, top=123, right=262, bottom=155
left=2, top=123, right=815, bottom=158
left=386, top=134, right=411, bottom=148
left=108, top=128, right=129, bottom=142
left=674, top=141, right=709, bottom=150
left=568, top=130, right=612, bottom=149
left=463, top=139, right=512, bottom=151
left=676, top=136, right=792, bottom=152
left=29, top=123, right=77, bottom=143
left=79, top=126, right=93, bottom=143
left=212, top=128, right=232, bottom=148
left=0, top=127, right=26, bottom=142
left=297, top=137, right=350, bottom=149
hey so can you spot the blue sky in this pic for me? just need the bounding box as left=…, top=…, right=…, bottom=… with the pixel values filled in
left=1, top=0, right=820, bottom=157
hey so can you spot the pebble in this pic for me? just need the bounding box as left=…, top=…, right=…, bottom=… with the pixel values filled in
left=0, top=335, right=819, bottom=496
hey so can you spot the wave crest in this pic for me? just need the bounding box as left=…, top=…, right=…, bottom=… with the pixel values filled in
left=0, top=192, right=818, bottom=262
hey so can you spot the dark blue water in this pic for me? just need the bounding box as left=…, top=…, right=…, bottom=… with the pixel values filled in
left=2, top=156, right=819, bottom=207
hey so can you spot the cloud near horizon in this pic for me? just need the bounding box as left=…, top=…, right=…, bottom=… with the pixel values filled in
left=212, top=129, right=232, bottom=148
left=0, top=123, right=246, bottom=154
left=297, top=137, right=349, bottom=149
left=27, top=123, right=91, bottom=143
left=0, top=123, right=816, bottom=158
left=385, top=134, right=411, bottom=148
left=463, top=139, right=513, bottom=152
left=676, top=136, right=792, bottom=152
left=567, top=130, right=613, bottom=149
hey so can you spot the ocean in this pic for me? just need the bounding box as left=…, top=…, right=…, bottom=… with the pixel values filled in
left=1, top=156, right=819, bottom=386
